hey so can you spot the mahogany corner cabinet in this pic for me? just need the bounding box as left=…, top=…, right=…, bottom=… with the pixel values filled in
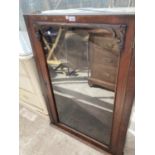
left=24, top=9, right=135, bottom=155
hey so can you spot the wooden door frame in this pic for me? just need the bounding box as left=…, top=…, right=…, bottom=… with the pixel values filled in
left=24, top=14, right=135, bottom=155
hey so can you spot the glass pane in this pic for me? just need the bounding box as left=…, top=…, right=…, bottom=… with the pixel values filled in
left=39, top=25, right=122, bottom=145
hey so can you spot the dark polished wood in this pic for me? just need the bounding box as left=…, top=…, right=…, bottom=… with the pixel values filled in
left=110, top=17, right=135, bottom=155
left=111, top=48, right=135, bottom=155
left=57, top=123, right=110, bottom=152
left=24, top=14, right=135, bottom=155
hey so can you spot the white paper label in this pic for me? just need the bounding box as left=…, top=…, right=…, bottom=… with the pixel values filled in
left=66, top=16, right=76, bottom=22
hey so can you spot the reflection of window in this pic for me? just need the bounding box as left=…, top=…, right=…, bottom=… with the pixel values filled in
left=19, top=31, right=32, bottom=56
left=19, top=0, right=134, bottom=54
left=19, top=7, right=32, bottom=55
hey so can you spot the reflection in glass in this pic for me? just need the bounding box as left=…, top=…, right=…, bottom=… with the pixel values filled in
left=40, top=25, right=121, bottom=145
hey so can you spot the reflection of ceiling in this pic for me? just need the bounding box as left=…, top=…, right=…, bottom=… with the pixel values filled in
left=53, top=78, right=114, bottom=97
left=54, top=90, right=113, bottom=112
left=53, top=78, right=114, bottom=109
